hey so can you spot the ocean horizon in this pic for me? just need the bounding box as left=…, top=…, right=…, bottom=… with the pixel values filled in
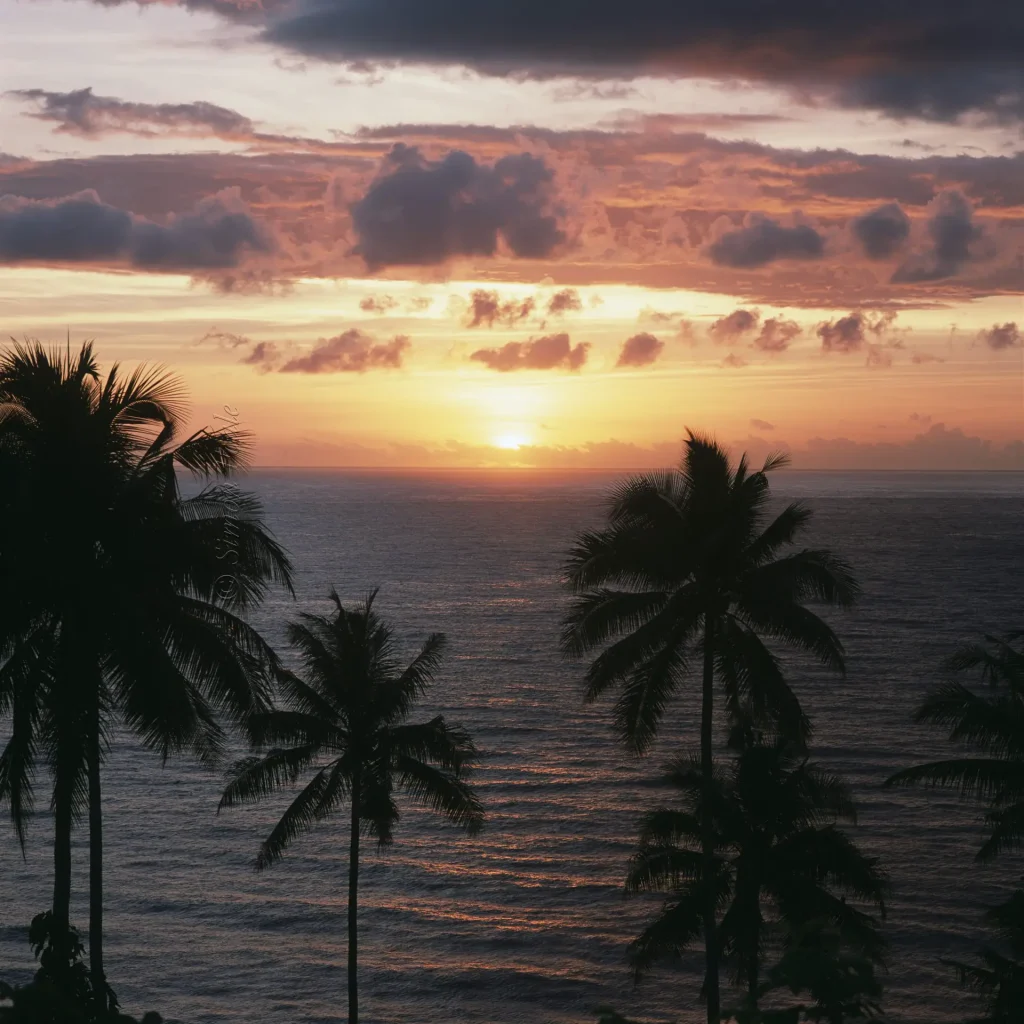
left=3, top=469, right=1023, bottom=1023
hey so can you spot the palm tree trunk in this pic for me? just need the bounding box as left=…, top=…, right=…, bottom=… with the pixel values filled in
left=88, top=700, right=106, bottom=1007
left=701, top=615, right=721, bottom=1024
left=52, top=777, right=73, bottom=965
left=348, top=781, right=360, bottom=1024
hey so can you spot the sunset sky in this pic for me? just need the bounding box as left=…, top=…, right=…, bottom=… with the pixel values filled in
left=1, top=0, right=1022, bottom=468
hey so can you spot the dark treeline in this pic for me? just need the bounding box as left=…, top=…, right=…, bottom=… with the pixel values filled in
left=0, top=342, right=1021, bottom=1024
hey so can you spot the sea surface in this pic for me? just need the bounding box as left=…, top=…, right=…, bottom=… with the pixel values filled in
left=2, top=469, right=1023, bottom=1023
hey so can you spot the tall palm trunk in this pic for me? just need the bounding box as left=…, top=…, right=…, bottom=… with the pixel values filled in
left=700, top=614, right=720, bottom=1024
left=52, top=774, right=73, bottom=965
left=348, top=778, right=360, bottom=1024
left=88, top=697, right=106, bottom=1005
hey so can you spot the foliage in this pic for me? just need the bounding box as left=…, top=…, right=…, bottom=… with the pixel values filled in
left=626, top=730, right=886, bottom=1019
left=944, top=891, right=1024, bottom=1024
left=0, top=913, right=161, bottom=1024
left=220, top=589, right=483, bottom=1022
left=561, top=431, right=858, bottom=752
left=887, top=631, right=1024, bottom=1020
left=219, top=589, right=484, bottom=862
left=886, top=631, right=1024, bottom=861
left=0, top=340, right=293, bottom=992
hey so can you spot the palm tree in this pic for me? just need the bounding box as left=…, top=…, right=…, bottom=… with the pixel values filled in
left=626, top=731, right=887, bottom=1021
left=886, top=631, right=1024, bottom=860
left=887, top=631, right=1024, bottom=1019
left=562, top=432, right=859, bottom=1023
left=0, top=341, right=293, bottom=1007
left=219, top=591, right=485, bottom=1024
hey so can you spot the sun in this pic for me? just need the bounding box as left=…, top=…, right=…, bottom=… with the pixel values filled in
left=493, top=431, right=531, bottom=450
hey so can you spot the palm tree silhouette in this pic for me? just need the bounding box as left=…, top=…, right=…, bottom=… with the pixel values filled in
left=886, top=631, right=1024, bottom=860
left=887, top=631, right=1024, bottom=1018
left=561, top=432, right=858, bottom=1023
left=0, top=341, right=292, bottom=1005
left=219, top=591, right=484, bottom=1024
left=627, top=729, right=886, bottom=1020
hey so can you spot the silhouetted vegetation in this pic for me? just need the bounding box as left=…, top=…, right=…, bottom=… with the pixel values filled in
left=887, top=631, right=1024, bottom=1022
left=563, top=433, right=858, bottom=1023
left=1, top=342, right=1020, bottom=1024
left=0, top=341, right=291, bottom=1011
left=219, top=590, right=484, bottom=1024
left=625, top=725, right=886, bottom=1022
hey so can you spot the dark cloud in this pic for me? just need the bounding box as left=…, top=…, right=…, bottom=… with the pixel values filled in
left=350, top=144, right=564, bottom=268
left=978, top=322, right=1021, bottom=350
left=241, top=341, right=281, bottom=372
left=464, top=289, right=535, bottom=327
left=616, top=332, right=663, bottom=368
left=708, top=216, right=824, bottom=269
left=0, top=189, right=269, bottom=269
left=470, top=333, right=588, bottom=372
left=892, top=190, right=982, bottom=283
left=9, top=87, right=255, bottom=139
left=359, top=294, right=399, bottom=314
left=852, top=203, right=911, bottom=259
left=254, top=0, right=1024, bottom=124
left=279, top=330, right=410, bottom=372
left=817, top=310, right=897, bottom=353
left=709, top=309, right=760, bottom=344
left=546, top=288, right=583, bottom=316
left=750, top=418, right=775, bottom=431
left=754, top=317, right=802, bottom=353
left=197, top=328, right=253, bottom=348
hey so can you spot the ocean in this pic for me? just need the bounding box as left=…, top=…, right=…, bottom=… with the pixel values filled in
left=2, top=469, right=1023, bottom=1023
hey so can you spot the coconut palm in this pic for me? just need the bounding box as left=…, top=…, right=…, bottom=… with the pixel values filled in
left=626, top=731, right=886, bottom=1021
left=886, top=631, right=1024, bottom=860
left=887, top=631, right=1024, bottom=1019
left=219, top=591, right=484, bottom=1024
left=0, top=341, right=293, bottom=1008
left=562, top=432, right=859, bottom=1023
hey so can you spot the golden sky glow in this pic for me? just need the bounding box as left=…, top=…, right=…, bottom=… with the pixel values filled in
left=0, top=0, right=1021, bottom=468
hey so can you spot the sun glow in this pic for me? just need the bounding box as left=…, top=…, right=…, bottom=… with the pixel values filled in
left=492, top=432, right=531, bottom=450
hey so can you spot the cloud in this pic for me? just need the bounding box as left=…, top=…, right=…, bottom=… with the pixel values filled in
left=253, top=0, right=1024, bottom=124
left=350, top=144, right=564, bottom=268
left=750, top=418, right=775, bottom=431
left=0, top=189, right=269, bottom=269
left=546, top=287, right=582, bottom=316
left=721, top=353, right=748, bottom=368
left=978, top=322, right=1021, bottom=350
left=359, top=294, right=399, bottom=314
left=911, top=352, right=945, bottom=364
left=817, top=310, right=897, bottom=353
left=10, top=87, right=256, bottom=140
left=279, top=330, right=410, bottom=372
left=616, top=332, right=664, bottom=367
left=464, top=289, right=535, bottom=327
left=241, top=341, right=282, bottom=372
left=753, top=317, right=801, bottom=353
left=470, top=332, right=588, bottom=372
left=709, top=309, right=760, bottom=344
left=852, top=203, right=911, bottom=259
left=708, top=216, right=824, bottom=268
left=3, top=128, right=1022, bottom=303
left=892, top=189, right=983, bottom=283
left=197, top=327, right=253, bottom=349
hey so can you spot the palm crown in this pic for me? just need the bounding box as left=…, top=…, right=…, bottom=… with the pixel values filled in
left=627, top=732, right=887, bottom=1013
left=0, top=340, right=293, bottom=1001
left=219, top=591, right=484, bottom=1024
left=887, top=631, right=1024, bottom=861
left=561, top=432, right=858, bottom=752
